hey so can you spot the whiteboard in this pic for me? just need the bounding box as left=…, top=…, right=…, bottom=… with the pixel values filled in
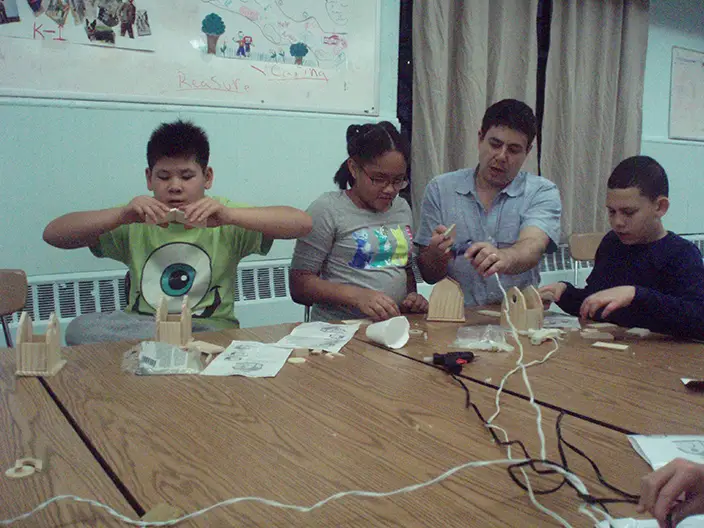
left=0, top=0, right=381, bottom=115
left=670, top=46, right=704, bottom=142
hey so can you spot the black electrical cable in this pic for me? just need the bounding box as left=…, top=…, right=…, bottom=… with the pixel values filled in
left=448, top=372, right=641, bottom=516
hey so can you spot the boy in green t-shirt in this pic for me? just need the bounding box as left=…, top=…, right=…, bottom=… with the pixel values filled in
left=44, top=120, right=312, bottom=344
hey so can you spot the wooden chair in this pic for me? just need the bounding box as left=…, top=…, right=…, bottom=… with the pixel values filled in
left=0, top=269, right=28, bottom=348
left=568, top=233, right=606, bottom=286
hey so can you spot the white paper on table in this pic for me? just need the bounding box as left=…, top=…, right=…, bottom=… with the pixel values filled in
left=200, top=341, right=292, bottom=377
left=596, top=516, right=704, bottom=527
left=628, top=434, right=704, bottom=470
left=543, top=312, right=582, bottom=330
left=274, top=322, right=361, bottom=354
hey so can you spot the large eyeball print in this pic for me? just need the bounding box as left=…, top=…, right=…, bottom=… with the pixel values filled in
left=140, top=243, right=212, bottom=312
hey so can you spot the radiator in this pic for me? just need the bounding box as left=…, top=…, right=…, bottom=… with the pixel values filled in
left=4, top=236, right=703, bottom=347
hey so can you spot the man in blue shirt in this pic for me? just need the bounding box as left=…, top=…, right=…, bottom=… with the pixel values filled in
left=541, top=156, right=704, bottom=340
left=415, top=99, right=562, bottom=306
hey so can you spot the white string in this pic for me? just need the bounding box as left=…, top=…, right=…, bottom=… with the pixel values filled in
left=0, top=457, right=616, bottom=527
left=489, top=274, right=620, bottom=528
left=1, top=457, right=530, bottom=526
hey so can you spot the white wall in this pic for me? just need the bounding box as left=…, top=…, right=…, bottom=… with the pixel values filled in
left=0, top=1, right=400, bottom=277
left=641, top=0, right=704, bottom=234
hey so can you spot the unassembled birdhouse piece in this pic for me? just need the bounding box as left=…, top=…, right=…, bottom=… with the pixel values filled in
left=500, top=286, right=544, bottom=332
left=155, top=295, right=192, bottom=346
left=15, top=312, right=66, bottom=377
left=426, top=278, right=466, bottom=323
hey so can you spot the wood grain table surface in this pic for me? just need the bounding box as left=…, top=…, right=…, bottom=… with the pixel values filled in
left=32, top=324, right=655, bottom=527
left=0, top=351, right=138, bottom=527
left=376, top=310, right=704, bottom=435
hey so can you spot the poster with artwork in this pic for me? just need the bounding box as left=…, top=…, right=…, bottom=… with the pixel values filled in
left=0, top=0, right=380, bottom=115
left=0, top=0, right=154, bottom=50
left=0, top=0, right=21, bottom=25
left=196, top=0, right=349, bottom=69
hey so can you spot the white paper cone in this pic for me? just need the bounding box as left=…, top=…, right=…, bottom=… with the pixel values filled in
left=365, top=316, right=410, bottom=349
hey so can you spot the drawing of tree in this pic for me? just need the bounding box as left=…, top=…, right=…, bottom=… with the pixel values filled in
left=290, top=42, right=309, bottom=65
left=202, top=13, right=225, bottom=55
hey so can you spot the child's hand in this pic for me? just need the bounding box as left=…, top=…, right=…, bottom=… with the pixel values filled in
left=182, top=197, right=227, bottom=227
left=355, top=290, right=401, bottom=321
left=579, top=286, right=636, bottom=320
left=538, top=282, right=567, bottom=308
left=401, top=292, right=429, bottom=314
left=121, top=196, right=170, bottom=225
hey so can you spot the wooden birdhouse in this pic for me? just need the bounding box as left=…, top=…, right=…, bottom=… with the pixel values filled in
left=155, top=295, right=192, bottom=346
left=500, top=285, right=544, bottom=331
left=427, top=278, right=466, bottom=323
left=15, top=312, right=66, bottom=377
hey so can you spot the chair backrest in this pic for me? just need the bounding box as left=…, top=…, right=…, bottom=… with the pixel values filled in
left=568, top=233, right=606, bottom=262
left=0, top=269, right=27, bottom=317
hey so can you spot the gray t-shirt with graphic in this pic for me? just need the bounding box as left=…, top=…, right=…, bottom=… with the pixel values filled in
left=291, top=191, right=414, bottom=321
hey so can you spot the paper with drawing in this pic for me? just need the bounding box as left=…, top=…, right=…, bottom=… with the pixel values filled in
left=274, top=322, right=360, bottom=354
left=201, top=341, right=292, bottom=377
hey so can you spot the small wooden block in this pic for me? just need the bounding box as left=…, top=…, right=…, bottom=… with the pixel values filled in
left=141, top=504, right=185, bottom=522
left=341, top=319, right=372, bottom=325
left=5, top=465, right=35, bottom=479
left=587, top=322, right=618, bottom=329
left=15, top=458, right=42, bottom=472
left=186, top=340, right=225, bottom=354
left=310, top=349, right=323, bottom=355
left=409, top=329, right=424, bottom=336
left=292, top=348, right=310, bottom=358
left=580, top=331, right=614, bottom=341
left=591, top=341, right=629, bottom=351
left=626, top=328, right=651, bottom=337
left=287, top=357, right=306, bottom=364
left=477, top=310, right=501, bottom=318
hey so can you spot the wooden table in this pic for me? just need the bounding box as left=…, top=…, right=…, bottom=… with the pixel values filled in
left=38, top=326, right=654, bottom=527
left=379, top=311, right=704, bottom=435
left=0, top=352, right=138, bottom=526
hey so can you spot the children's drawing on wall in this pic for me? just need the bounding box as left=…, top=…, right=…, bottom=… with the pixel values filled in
left=201, top=12, right=224, bottom=55
left=0, top=0, right=21, bottom=25
left=84, top=17, right=112, bottom=42
left=25, top=0, right=44, bottom=16
left=233, top=30, right=253, bottom=57
left=196, top=0, right=350, bottom=68
left=67, top=0, right=85, bottom=25
left=1, top=0, right=153, bottom=50
left=289, top=41, right=307, bottom=65
left=44, top=0, right=69, bottom=25
left=117, top=0, right=134, bottom=37
left=134, top=7, right=148, bottom=35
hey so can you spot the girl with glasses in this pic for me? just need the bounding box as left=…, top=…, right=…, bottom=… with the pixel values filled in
left=289, top=121, right=428, bottom=322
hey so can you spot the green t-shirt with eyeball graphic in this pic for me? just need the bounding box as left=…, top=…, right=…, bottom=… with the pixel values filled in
left=90, top=196, right=272, bottom=328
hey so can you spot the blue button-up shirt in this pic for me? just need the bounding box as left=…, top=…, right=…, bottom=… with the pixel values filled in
left=415, top=168, right=562, bottom=306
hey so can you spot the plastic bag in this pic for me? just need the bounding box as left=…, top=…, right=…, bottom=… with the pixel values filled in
left=450, top=325, right=514, bottom=352
left=122, top=341, right=203, bottom=375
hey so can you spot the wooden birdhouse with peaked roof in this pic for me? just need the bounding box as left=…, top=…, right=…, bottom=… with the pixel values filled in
left=427, top=278, right=466, bottom=323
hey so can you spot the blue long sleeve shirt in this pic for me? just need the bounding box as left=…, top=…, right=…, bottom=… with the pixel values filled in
left=556, top=231, right=704, bottom=340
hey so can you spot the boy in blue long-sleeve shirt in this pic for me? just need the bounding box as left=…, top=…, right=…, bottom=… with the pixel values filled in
left=540, top=156, right=704, bottom=340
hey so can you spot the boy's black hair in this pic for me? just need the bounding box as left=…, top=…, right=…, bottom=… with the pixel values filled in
left=607, top=155, right=669, bottom=200
left=480, top=99, right=537, bottom=147
left=147, top=120, right=210, bottom=171
left=334, top=121, right=410, bottom=189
